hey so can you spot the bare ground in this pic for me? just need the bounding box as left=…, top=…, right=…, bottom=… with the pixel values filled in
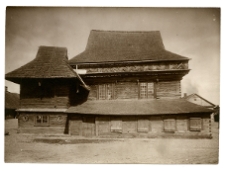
left=4, top=119, right=219, bottom=164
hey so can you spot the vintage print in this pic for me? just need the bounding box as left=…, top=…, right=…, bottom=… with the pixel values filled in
left=5, top=7, right=220, bottom=164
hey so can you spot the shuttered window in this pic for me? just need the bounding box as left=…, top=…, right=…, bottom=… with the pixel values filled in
left=164, top=119, right=176, bottom=132
left=189, top=118, right=202, bottom=131
left=138, top=119, right=149, bottom=132
left=111, top=120, right=122, bottom=133
left=98, top=84, right=114, bottom=100
left=139, top=82, right=154, bottom=99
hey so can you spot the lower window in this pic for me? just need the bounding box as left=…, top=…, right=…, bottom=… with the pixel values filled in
left=110, top=120, right=122, bottom=133
left=138, top=119, right=149, bottom=133
left=189, top=118, right=202, bottom=131
left=35, top=115, right=50, bottom=127
left=164, top=119, right=176, bottom=132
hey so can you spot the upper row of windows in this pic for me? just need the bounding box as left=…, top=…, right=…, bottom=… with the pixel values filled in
left=98, top=82, right=154, bottom=100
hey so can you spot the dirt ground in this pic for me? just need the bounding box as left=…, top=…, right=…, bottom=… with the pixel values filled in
left=4, top=119, right=219, bottom=164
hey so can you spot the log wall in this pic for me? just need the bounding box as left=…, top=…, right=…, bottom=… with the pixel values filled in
left=115, top=82, right=138, bottom=99
left=69, top=114, right=212, bottom=138
left=18, top=112, right=67, bottom=134
left=156, top=81, right=181, bottom=99
left=87, top=81, right=181, bottom=100
left=20, top=81, right=70, bottom=108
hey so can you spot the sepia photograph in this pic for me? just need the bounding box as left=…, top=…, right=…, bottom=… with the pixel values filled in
left=4, top=6, right=220, bottom=164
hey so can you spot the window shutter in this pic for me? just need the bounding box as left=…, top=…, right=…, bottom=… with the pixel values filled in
left=164, top=119, right=176, bottom=132
left=189, top=118, right=202, bottom=131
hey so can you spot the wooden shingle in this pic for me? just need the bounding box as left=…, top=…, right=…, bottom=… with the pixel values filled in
left=5, top=46, right=77, bottom=83
left=69, top=30, right=190, bottom=64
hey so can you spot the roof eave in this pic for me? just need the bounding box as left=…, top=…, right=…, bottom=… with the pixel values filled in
left=69, top=58, right=190, bottom=66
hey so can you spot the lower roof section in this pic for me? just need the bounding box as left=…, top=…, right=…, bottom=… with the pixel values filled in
left=16, top=108, right=67, bottom=113
left=66, top=99, right=213, bottom=115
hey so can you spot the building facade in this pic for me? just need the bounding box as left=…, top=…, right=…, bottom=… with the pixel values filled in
left=5, top=30, right=213, bottom=138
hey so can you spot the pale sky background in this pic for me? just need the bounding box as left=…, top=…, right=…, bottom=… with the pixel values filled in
left=4, top=7, right=220, bottom=105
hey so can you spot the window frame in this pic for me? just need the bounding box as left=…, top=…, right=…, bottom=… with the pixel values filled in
left=98, top=83, right=114, bottom=100
left=189, top=117, right=202, bottom=131
left=164, top=118, right=176, bottom=133
left=110, top=119, right=122, bottom=133
left=35, top=115, right=50, bottom=127
left=139, top=82, right=154, bottom=99
left=138, top=119, right=150, bottom=133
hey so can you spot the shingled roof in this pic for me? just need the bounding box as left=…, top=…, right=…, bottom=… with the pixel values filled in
left=5, top=89, right=19, bottom=109
left=69, top=30, right=189, bottom=64
left=6, top=46, right=77, bottom=83
left=66, top=99, right=212, bottom=115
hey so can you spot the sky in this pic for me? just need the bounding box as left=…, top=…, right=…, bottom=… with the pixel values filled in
left=4, top=7, right=220, bottom=105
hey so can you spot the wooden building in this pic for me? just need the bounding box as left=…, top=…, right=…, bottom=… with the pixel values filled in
left=5, top=30, right=213, bottom=138
left=5, top=86, right=19, bottom=119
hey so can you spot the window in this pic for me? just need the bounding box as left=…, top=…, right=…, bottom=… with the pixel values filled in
left=98, top=84, right=113, bottom=100
left=35, top=115, right=49, bottom=127
left=164, top=119, right=176, bottom=132
left=189, top=118, right=202, bottom=131
left=138, top=119, right=149, bottom=133
left=111, top=120, right=122, bottom=133
left=139, top=82, right=154, bottom=99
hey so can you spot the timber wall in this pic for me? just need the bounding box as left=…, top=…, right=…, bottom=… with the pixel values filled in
left=20, top=81, right=70, bottom=108
left=18, top=112, right=67, bottom=134
left=69, top=114, right=212, bottom=138
left=87, top=81, right=181, bottom=100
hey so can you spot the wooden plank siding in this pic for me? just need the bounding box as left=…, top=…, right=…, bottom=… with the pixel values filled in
left=115, top=82, right=138, bottom=99
left=18, top=113, right=67, bottom=134
left=68, top=115, right=211, bottom=138
left=20, top=82, right=70, bottom=108
left=87, top=81, right=181, bottom=100
left=156, top=81, right=181, bottom=99
left=20, top=97, right=69, bottom=108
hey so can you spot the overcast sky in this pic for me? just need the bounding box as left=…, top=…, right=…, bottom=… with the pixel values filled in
left=5, top=7, right=220, bottom=105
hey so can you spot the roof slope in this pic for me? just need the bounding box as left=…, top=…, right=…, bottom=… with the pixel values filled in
left=183, top=93, right=216, bottom=107
left=69, top=30, right=189, bottom=64
left=6, top=46, right=77, bottom=83
left=5, top=91, right=19, bottom=109
left=66, top=99, right=212, bottom=115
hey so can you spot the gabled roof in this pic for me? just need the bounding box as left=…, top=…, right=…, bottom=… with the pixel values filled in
left=66, top=99, right=212, bottom=115
left=183, top=93, right=216, bottom=107
left=5, top=91, right=19, bottom=109
left=5, top=46, right=77, bottom=83
left=69, top=30, right=189, bottom=64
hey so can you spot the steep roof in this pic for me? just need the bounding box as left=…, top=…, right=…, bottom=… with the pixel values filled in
left=5, top=46, right=77, bottom=83
left=69, top=30, right=189, bottom=64
left=183, top=93, right=216, bottom=107
left=5, top=91, right=19, bottom=109
left=66, top=99, right=212, bottom=115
